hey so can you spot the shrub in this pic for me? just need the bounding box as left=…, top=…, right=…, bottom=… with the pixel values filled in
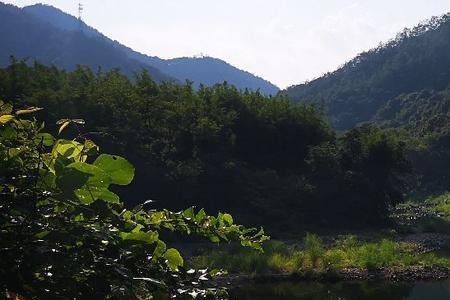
left=304, top=233, right=323, bottom=268
left=0, top=102, right=268, bottom=299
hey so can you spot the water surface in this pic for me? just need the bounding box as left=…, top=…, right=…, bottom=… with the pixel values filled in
left=230, top=280, right=450, bottom=300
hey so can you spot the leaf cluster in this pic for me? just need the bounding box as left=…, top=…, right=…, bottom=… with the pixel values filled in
left=0, top=103, right=268, bottom=299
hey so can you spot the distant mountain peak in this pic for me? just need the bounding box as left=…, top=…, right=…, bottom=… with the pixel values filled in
left=23, top=3, right=102, bottom=38
left=0, top=2, right=173, bottom=81
left=2, top=2, right=279, bottom=95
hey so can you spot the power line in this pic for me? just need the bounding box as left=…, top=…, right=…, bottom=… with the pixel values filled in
left=78, top=3, right=83, bottom=21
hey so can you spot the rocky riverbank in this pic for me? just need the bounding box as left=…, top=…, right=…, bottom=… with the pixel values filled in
left=213, top=265, right=450, bottom=288
left=197, top=232, right=450, bottom=288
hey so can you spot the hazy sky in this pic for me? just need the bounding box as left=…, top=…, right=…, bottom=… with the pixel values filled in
left=4, top=0, right=450, bottom=88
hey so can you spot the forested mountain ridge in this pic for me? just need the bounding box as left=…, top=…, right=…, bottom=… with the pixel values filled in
left=133, top=55, right=280, bottom=95
left=5, top=3, right=280, bottom=95
left=0, top=2, right=173, bottom=82
left=284, top=13, right=450, bottom=131
left=0, top=61, right=410, bottom=229
left=374, top=87, right=450, bottom=137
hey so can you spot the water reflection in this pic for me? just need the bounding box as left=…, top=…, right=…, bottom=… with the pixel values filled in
left=231, top=280, right=450, bottom=300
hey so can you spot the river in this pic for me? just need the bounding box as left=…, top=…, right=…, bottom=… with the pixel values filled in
left=230, top=280, right=450, bottom=300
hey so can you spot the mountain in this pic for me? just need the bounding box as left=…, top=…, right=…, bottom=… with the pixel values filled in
left=0, top=3, right=172, bottom=82
left=284, top=13, right=450, bottom=131
left=373, top=87, right=450, bottom=136
left=131, top=55, right=280, bottom=95
left=8, top=3, right=279, bottom=95
left=23, top=3, right=99, bottom=37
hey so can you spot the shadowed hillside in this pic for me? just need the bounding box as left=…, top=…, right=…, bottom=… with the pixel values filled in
left=0, top=3, right=173, bottom=82
left=284, top=13, right=450, bottom=130
left=14, top=3, right=279, bottom=95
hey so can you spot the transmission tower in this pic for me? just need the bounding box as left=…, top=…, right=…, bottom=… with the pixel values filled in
left=78, top=3, right=83, bottom=20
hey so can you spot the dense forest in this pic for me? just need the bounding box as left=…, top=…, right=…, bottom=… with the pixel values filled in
left=0, top=60, right=413, bottom=231
left=2, top=3, right=450, bottom=298
left=0, top=98, right=268, bottom=299
left=284, top=13, right=450, bottom=131
left=283, top=13, right=450, bottom=196
left=1, top=60, right=417, bottom=299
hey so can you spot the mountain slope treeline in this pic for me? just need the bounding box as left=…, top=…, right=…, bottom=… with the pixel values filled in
left=135, top=55, right=280, bottom=95
left=284, top=13, right=450, bottom=131
left=0, top=61, right=411, bottom=231
left=284, top=13, right=450, bottom=194
left=0, top=2, right=172, bottom=82
left=0, top=98, right=267, bottom=300
left=0, top=2, right=279, bottom=95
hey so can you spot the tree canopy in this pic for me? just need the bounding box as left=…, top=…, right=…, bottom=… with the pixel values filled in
left=284, top=13, right=450, bottom=131
left=0, top=101, right=268, bottom=299
left=0, top=61, right=412, bottom=230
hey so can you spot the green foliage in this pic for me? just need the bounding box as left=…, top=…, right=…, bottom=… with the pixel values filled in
left=190, top=241, right=287, bottom=274
left=304, top=233, right=323, bottom=268
left=375, top=88, right=450, bottom=193
left=284, top=15, right=450, bottom=195
left=285, top=13, right=450, bottom=131
left=429, top=193, right=450, bottom=216
left=306, top=124, right=411, bottom=226
left=94, top=154, right=135, bottom=185
left=393, top=198, right=450, bottom=235
left=0, top=103, right=268, bottom=299
left=191, top=235, right=450, bottom=276
left=164, top=248, right=184, bottom=271
left=0, top=62, right=412, bottom=229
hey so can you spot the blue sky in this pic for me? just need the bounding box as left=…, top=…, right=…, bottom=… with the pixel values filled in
left=4, top=0, right=450, bottom=88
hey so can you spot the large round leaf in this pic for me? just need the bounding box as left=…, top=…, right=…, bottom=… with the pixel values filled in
left=94, top=154, right=135, bottom=185
left=57, top=162, right=111, bottom=204
left=99, top=190, right=120, bottom=204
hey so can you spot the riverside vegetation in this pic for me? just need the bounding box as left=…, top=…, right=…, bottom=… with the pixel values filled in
left=0, top=60, right=412, bottom=230
left=190, top=235, right=450, bottom=278
left=190, top=192, right=450, bottom=282
left=0, top=101, right=268, bottom=299
left=2, top=9, right=450, bottom=300
left=0, top=58, right=449, bottom=299
left=191, top=192, right=450, bottom=281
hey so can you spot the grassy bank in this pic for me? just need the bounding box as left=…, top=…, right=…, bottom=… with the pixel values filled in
left=189, top=234, right=450, bottom=276
left=428, top=192, right=450, bottom=216
left=394, top=192, right=450, bottom=234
